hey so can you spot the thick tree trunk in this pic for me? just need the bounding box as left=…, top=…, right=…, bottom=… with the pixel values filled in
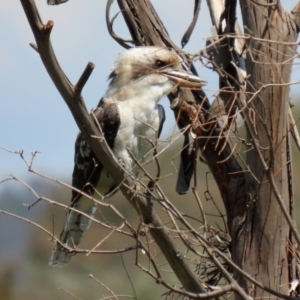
left=232, top=2, right=299, bottom=297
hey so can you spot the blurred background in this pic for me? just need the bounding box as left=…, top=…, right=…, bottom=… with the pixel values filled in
left=1, top=1, right=300, bottom=299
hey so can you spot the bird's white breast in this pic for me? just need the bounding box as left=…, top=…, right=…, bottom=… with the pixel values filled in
left=113, top=97, right=160, bottom=174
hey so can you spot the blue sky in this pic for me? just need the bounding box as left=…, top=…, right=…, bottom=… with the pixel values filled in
left=1, top=0, right=299, bottom=185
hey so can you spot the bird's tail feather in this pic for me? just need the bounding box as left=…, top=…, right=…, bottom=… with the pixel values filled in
left=49, top=203, right=97, bottom=267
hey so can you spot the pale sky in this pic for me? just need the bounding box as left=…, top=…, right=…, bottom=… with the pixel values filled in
left=1, top=0, right=299, bottom=187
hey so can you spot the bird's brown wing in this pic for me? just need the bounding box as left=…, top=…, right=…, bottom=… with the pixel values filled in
left=71, top=99, right=121, bottom=204
left=49, top=100, right=121, bottom=267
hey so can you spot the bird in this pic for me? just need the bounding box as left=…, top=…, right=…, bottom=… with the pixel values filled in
left=49, top=46, right=206, bottom=267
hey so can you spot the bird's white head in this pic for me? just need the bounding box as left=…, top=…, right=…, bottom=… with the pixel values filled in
left=105, top=47, right=206, bottom=102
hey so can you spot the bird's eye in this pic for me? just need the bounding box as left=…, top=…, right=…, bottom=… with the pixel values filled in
left=155, top=59, right=167, bottom=68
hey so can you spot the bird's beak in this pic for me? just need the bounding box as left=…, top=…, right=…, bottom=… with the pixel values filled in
left=163, top=70, right=207, bottom=89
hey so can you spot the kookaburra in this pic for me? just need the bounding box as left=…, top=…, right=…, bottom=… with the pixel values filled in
left=49, top=46, right=206, bottom=267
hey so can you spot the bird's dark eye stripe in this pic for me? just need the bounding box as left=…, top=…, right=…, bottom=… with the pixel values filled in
left=155, top=59, right=168, bottom=68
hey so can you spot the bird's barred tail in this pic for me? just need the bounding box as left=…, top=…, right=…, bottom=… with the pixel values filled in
left=49, top=203, right=97, bottom=267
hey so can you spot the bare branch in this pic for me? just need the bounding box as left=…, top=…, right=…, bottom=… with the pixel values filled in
left=181, top=0, right=201, bottom=48
left=89, top=274, right=119, bottom=300
left=106, top=0, right=133, bottom=49
left=58, top=288, right=82, bottom=300
left=74, top=62, right=95, bottom=95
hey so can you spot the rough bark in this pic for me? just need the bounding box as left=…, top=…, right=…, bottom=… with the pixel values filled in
left=233, top=1, right=300, bottom=298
